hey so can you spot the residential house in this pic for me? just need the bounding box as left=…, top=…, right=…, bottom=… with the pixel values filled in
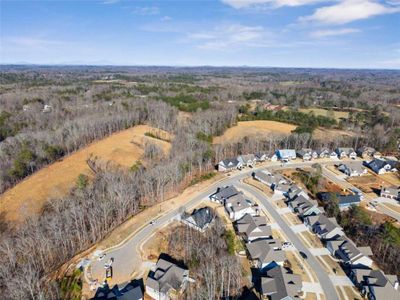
left=356, top=146, right=376, bottom=159
left=253, top=171, right=288, bottom=191
left=238, top=154, right=257, bottom=167
left=181, top=207, right=214, bottom=232
left=276, top=149, right=297, bottom=162
left=93, top=282, right=143, bottom=300
left=327, top=236, right=373, bottom=268
left=235, top=214, right=272, bottom=242
left=296, top=148, right=313, bottom=161
left=146, top=258, right=189, bottom=300
left=350, top=268, right=400, bottom=300
left=329, top=151, right=338, bottom=159
left=288, top=195, right=322, bottom=218
left=336, top=148, right=357, bottom=159
left=210, top=186, right=240, bottom=203
left=225, top=194, right=257, bottom=221
left=246, top=239, right=285, bottom=270
left=320, top=192, right=362, bottom=210
left=316, top=148, right=330, bottom=159
left=255, top=152, right=268, bottom=162
left=217, top=158, right=243, bottom=172
left=286, top=185, right=309, bottom=202
left=380, top=186, right=400, bottom=201
left=261, top=266, right=303, bottom=300
left=337, top=162, right=368, bottom=177
left=273, top=182, right=293, bottom=196
left=304, top=214, right=345, bottom=240
left=253, top=171, right=275, bottom=187
left=367, top=158, right=398, bottom=174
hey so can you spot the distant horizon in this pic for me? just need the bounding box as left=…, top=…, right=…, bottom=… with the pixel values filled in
left=2, top=63, right=400, bottom=71
left=1, top=1, right=399, bottom=69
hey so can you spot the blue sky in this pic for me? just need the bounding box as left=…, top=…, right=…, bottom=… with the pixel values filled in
left=1, top=0, right=399, bottom=68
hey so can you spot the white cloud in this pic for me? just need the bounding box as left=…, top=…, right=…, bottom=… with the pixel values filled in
left=161, top=16, right=172, bottom=22
left=102, top=0, right=120, bottom=4
left=310, top=27, right=360, bottom=37
left=300, top=0, right=400, bottom=24
left=133, top=6, right=160, bottom=16
left=222, top=0, right=323, bottom=8
left=188, top=24, right=272, bottom=50
left=5, top=37, right=68, bottom=50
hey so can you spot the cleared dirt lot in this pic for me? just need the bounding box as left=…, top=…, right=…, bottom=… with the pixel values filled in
left=213, top=120, right=296, bottom=144
left=0, top=125, right=171, bottom=223
left=348, top=174, right=384, bottom=193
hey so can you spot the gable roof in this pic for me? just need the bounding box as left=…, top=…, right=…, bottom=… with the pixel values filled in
left=183, top=207, right=214, bottom=230
left=276, top=149, right=296, bottom=159
left=220, top=158, right=241, bottom=168
left=338, top=162, right=366, bottom=175
left=261, top=266, right=302, bottom=299
left=211, top=186, right=239, bottom=201
left=246, top=239, right=285, bottom=265
left=146, top=258, right=188, bottom=294
left=336, top=237, right=372, bottom=264
left=361, top=269, right=400, bottom=299
left=336, top=147, right=355, bottom=155
left=319, top=192, right=361, bottom=206
left=236, top=214, right=272, bottom=240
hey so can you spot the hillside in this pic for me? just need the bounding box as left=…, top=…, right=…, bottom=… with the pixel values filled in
left=0, top=125, right=171, bottom=224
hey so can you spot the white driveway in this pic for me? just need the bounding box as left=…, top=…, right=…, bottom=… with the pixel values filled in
left=290, top=224, right=308, bottom=233
left=302, top=282, right=324, bottom=294
left=329, top=275, right=354, bottom=286
left=308, top=247, right=331, bottom=256
left=277, top=207, right=291, bottom=214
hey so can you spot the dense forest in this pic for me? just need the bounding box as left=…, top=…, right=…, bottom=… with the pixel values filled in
left=0, top=66, right=399, bottom=299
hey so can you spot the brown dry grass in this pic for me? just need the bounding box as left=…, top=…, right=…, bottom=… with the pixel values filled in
left=342, top=286, right=362, bottom=300
left=141, top=224, right=176, bottom=261
left=304, top=292, right=318, bottom=300
left=213, top=120, right=355, bottom=144
left=0, top=125, right=171, bottom=224
left=381, top=203, right=400, bottom=214
left=316, top=255, right=345, bottom=276
left=286, top=251, right=313, bottom=282
left=213, top=121, right=296, bottom=144
left=300, top=231, right=323, bottom=248
left=243, top=177, right=274, bottom=197
left=283, top=213, right=302, bottom=225
left=275, top=199, right=287, bottom=209
left=313, top=128, right=357, bottom=140
left=348, top=175, right=382, bottom=193
left=378, top=173, right=400, bottom=186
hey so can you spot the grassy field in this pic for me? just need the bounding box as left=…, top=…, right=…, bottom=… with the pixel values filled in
left=213, top=120, right=296, bottom=144
left=0, top=125, right=171, bottom=224
left=313, top=127, right=357, bottom=140
left=299, top=108, right=349, bottom=120
left=213, top=120, right=356, bottom=144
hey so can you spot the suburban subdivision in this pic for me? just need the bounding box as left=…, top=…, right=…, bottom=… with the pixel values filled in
left=81, top=147, right=399, bottom=300
left=1, top=66, right=400, bottom=300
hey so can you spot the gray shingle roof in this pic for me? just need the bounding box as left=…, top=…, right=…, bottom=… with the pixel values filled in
left=261, top=266, right=302, bottom=299
left=146, top=258, right=188, bottom=295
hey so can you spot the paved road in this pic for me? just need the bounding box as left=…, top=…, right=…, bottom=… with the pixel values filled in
left=237, top=182, right=339, bottom=300
left=89, top=168, right=256, bottom=284
left=87, top=159, right=352, bottom=293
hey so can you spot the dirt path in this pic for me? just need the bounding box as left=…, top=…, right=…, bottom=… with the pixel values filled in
left=0, top=125, right=171, bottom=224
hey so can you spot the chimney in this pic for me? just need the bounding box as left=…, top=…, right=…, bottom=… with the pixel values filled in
left=394, top=281, right=399, bottom=290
